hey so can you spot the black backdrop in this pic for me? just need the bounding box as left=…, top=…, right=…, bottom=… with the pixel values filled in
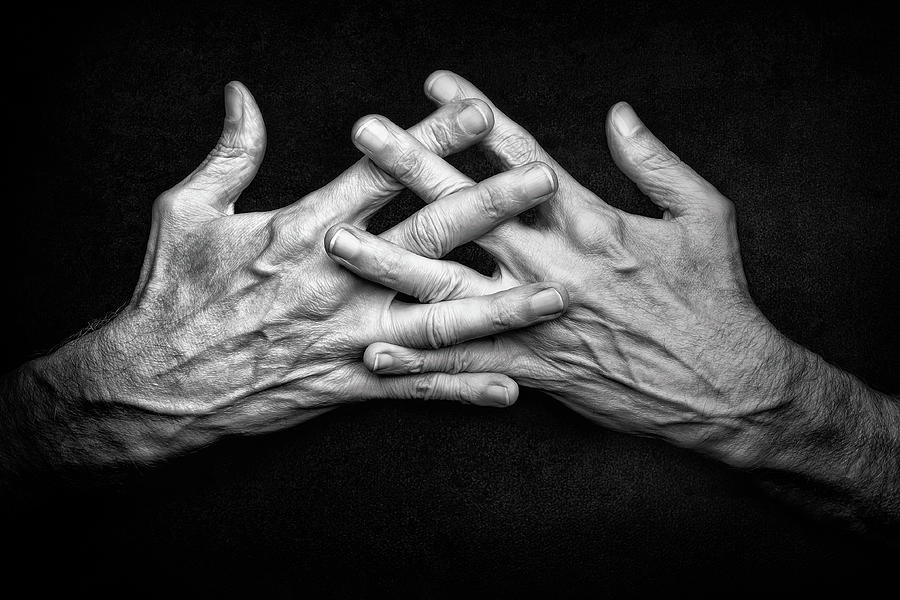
left=4, top=0, right=899, bottom=596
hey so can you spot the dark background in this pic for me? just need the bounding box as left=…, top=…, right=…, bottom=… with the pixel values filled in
left=4, top=0, right=899, bottom=596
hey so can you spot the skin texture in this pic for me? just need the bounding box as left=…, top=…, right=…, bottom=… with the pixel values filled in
left=0, top=82, right=569, bottom=476
left=330, top=71, right=900, bottom=535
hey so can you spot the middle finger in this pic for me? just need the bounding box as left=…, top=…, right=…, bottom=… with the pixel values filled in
left=351, top=115, right=549, bottom=259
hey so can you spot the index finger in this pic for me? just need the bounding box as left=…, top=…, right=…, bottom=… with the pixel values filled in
left=423, top=70, right=592, bottom=201
left=309, top=98, right=496, bottom=224
left=385, top=282, right=568, bottom=350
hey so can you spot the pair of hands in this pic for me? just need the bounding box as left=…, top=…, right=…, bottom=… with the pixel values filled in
left=83, top=70, right=780, bottom=464
left=10, top=70, right=896, bottom=535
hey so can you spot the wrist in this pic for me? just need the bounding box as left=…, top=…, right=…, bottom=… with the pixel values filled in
left=704, top=328, right=900, bottom=529
left=703, top=321, right=888, bottom=476
left=1, top=328, right=115, bottom=477
left=32, top=321, right=120, bottom=407
left=19, top=313, right=192, bottom=470
left=689, top=317, right=814, bottom=468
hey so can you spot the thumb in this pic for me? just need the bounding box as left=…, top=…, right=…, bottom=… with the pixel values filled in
left=605, top=102, right=729, bottom=219
left=178, top=81, right=267, bottom=214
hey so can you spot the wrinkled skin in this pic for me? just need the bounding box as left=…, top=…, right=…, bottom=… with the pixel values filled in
left=85, top=81, right=567, bottom=459
left=327, top=71, right=900, bottom=534
left=336, top=72, right=790, bottom=455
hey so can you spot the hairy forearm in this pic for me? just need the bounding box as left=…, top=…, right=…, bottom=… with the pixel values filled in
left=0, top=324, right=190, bottom=482
left=709, top=335, right=900, bottom=536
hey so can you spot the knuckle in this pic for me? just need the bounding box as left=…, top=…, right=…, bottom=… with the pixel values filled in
left=361, top=161, right=399, bottom=196
left=407, top=353, right=426, bottom=374
left=493, top=128, right=540, bottom=166
left=414, top=374, right=440, bottom=400
left=713, top=195, right=736, bottom=221
left=488, top=297, right=516, bottom=330
left=372, top=249, right=403, bottom=286
left=426, top=119, right=456, bottom=154
left=475, top=184, right=506, bottom=221
left=418, top=267, right=464, bottom=303
left=153, top=190, right=182, bottom=215
left=392, top=148, right=427, bottom=183
left=270, top=209, right=296, bottom=235
left=210, top=140, right=253, bottom=162
left=265, top=209, right=310, bottom=259
left=634, top=144, right=682, bottom=175
left=573, top=209, right=628, bottom=255
left=447, top=351, right=471, bottom=374
left=608, top=211, right=627, bottom=241
left=407, top=210, right=449, bottom=258
left=424, top=306, right=455, bottom=349
left=589, top=211, right=617, bottom=240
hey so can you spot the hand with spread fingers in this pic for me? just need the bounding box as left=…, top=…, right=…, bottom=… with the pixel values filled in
left=0, top=82, right=568, bottom=475
left=331, top=71, right=900, bottom=533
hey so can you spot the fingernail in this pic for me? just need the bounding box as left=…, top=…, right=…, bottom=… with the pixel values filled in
left=354, top=118, right=389, bottom=152
left=328, top=228, right=361, bottom=261
left=427, top=73, right=460, bottom=103
left=458, top=104, right=489, bottom=135
left=224, top=84, right=243, bottom=122
left=531, top=288, right=564, bottom=316
left=612, top=102, right=642, bottom=138
left=372, top=352, right=395, bottom=372
left=523, top=164, right=555, bottom=198
left=484, top=385, right=510, bottom=407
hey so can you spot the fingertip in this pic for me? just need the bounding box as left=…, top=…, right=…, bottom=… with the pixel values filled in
left=425, top=69, right=450, bottom=84
left=364, top=342, right=399, bottom=372
left=351, top=114, right=380, bottom=137
left=352, top=115, right=391, bottom=153
left=547, top=282, right=569, bottom=311
left=467, top=99, right=495, bottom=130
left=424, top=69, right=462, bottom=103
left=323, top=224, right=341, bottom=254
left=224, top=82, right=244, bottom=123
left=605, top=102, right=659, bottom=171
left=532, top=161, right=559, bottom=195
left=424, top=70, right=449, bottom=94
left=609, top=101, right=643, bottom=138
left=529, top=284, right=568, bottom=318
left=481, top=377, right=518, bottom=407
left=364, top=343, right=390, bottom=372
left=225, top=80, right=259, bottom=113
left=323, top=222, right=358, bottom=256
left=507, top=161, right=558, bottom=203
left=363, top=344, right=381, bottom=372
left=503, top=378, right=519, bottom=405
left=457, top=100, right=493, bottom=136
left=225, top=81, right=267, bottom=154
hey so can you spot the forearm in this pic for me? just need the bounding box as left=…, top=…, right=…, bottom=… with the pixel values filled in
left=0, top=324, right=189, bottom=482
left=708, top=334, right=900, bottom=536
